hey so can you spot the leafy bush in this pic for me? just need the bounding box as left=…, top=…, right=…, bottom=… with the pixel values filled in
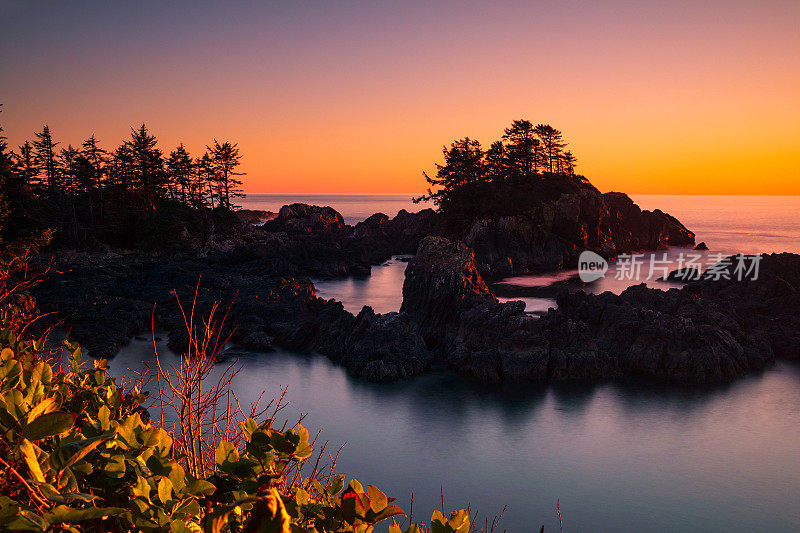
left=0, top=325, right=476, bottom=532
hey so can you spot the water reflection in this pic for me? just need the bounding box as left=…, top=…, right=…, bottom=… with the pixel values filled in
left=313, top=255, right=411, bottom=314
left=107, top=338, right=800, bottom=533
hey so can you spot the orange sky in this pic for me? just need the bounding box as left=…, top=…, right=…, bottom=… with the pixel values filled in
left=1, top=1, right=798, bottom=194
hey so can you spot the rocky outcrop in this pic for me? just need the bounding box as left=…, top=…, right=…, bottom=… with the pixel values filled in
left=398, top=237, right=799, bottom=384
left=400, top=237, right=494, bottom=342
left=35, top=196, right=796, bottom=387
left=263, top=203, right=346, bottom=233
left=464, top=186, right=694, bottom=280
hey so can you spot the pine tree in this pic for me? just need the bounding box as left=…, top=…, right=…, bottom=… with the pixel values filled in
left=197, top=153, right=215, bottom=208
left=32, top=125, right=60, bottom=190
left=502, top=120, right=540, bottom=178
left=533, top=124, right=566, bottom=174
left=167, top=144, right=193, bottom=204
left=81, top=134, right=106, bottom=191
left=560, top=150, right=577, bottom=176
left=126, top=124, right=166, bottom=208
left=484, top=140, right=507, bottom=182
left=14, top=141, right=38, bottom=191
left=59, top=145, right=81, bottom=194
left=207, top=140, right=245, bottom=209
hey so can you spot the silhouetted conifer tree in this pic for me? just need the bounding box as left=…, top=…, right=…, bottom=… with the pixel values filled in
left=207, top=140, right=245, bottom=209
left=127, top=124, right=166, bottom=208
left=502, top=119, right=541, bottom=178
left=534, top=124, right=566, bottom=173
left=33, top=125, right=60, bottom=190
left=167, top=144, right=194, bottom=204
left=14, top=141, right=37, bottom=190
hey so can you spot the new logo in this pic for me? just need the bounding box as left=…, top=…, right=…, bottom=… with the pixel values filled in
left=578, top=251, right=608, bottom=282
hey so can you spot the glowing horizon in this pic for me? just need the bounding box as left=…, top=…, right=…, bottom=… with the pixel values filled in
left=2, top=1, right=798, bottom=195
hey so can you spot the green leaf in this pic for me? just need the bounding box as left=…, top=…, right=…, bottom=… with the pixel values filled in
left=367, top=485, right=388, bottom=513
left=23, top=411, right=74, bottom=441
left=374, top=505, right=406, bottom=522
left=97, top=405, right=111, bottom=429
left=158, top=477, right=174, bottom=504
left=172, top=497, right=201, bottom=517
left=19, top=439, right=44, bottom=483
left=3, top=509, right=50, bottom=531
left=104, top=453, right=126, bottom=478
left=186, top=478, right=216, bottom=496
left=30, top=362, right=53, bottom=385
left=132, top=475, right=151, bottom=501
left=25, top=396, right=57, bottom=424
left=214, top=440, right=239, bottom=470
left=293, top=442, right=313, bottom=461
left=295, top=487, right=310, bottom=506
left=55, top=431, right=114, bottom=474
left=327, top=474, right=345, bottom=495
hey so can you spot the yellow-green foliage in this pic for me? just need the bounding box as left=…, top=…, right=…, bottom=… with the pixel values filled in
left=0, top=329, right=470, bottom=532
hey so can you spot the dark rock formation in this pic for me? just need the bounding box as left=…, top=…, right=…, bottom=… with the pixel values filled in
left=399, top=237, right=799, bottom=384
left=400, top=237, right=493, bottom=343
left=464, top=185, right=694, bottom=280
left=695, top=241, right=708, bottom=250
left=35, top=195, right=796, bottom=388
left=263, top=203, right=346, bottom=233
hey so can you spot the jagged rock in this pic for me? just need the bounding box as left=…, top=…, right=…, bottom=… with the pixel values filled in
left=464, top=184, right=694, bottom=280
left=264, top=203, right=346, bottom=232
left=695, top=241, right=708, bottom=250
left=35, top=197, right=798, bottom=387
left=239, top=332, right=275, bottom=352
left=398, top=237, right=799, bottom=384
left=400, top=236, right=495, bottom=342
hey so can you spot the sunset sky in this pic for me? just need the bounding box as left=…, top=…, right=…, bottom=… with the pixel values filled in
left=1, top=0, right=798, bottom=195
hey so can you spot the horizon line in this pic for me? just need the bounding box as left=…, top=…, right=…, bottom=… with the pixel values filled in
left=241, top=191, right=800, bottom=197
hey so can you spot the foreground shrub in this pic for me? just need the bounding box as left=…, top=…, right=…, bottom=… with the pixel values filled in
left=0, top=326, right=477, bottom=532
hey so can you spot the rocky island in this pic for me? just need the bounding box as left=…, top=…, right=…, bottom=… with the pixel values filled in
left=25, top=172, right=798, bottom=385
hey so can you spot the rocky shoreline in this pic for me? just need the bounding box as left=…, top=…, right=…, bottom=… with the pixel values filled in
left=29, top=186, right=798, bottom=386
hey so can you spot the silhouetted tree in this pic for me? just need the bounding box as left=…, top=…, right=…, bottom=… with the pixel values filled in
left=107, top=144, right=132, bottom=191
left=81, top=134, right=106, bottom=191
left=484, top=140, right=507, bottom=182
left=417, top=119, right=580, bottom=228
left=127, top=124, right=166, bottom=208
left=197, top=153, right=216, bottom=208
left=0, top=106, right=12, bottom=184
left=503, top=119, right=541, bottom=178
left=416, top=137, right=486, bottom=222
left=33, top=125, right=60, bottom=190
left=167, top=144, right=194, bottom=204
left=207, top=140, right=245, bottom=209
left=534, top=124, right=566, bottom=173
left=560, top=150, right=577, bottom=175
left=59, top=145, right=81, bottom=194
left=14, top=141, right=37, bottom=190
left=424, top=137, right=484, bottom=192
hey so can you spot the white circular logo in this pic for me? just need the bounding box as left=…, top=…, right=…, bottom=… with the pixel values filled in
left=578, top=251, right=608, bottom=282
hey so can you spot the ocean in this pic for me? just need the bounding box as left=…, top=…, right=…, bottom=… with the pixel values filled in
left=114, top=194, right=800, bottom=532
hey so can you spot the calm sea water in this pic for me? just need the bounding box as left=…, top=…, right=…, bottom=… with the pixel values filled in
left=240, top=193, right=430, bottom=226
left=121, top=195, right=799, bottom=532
